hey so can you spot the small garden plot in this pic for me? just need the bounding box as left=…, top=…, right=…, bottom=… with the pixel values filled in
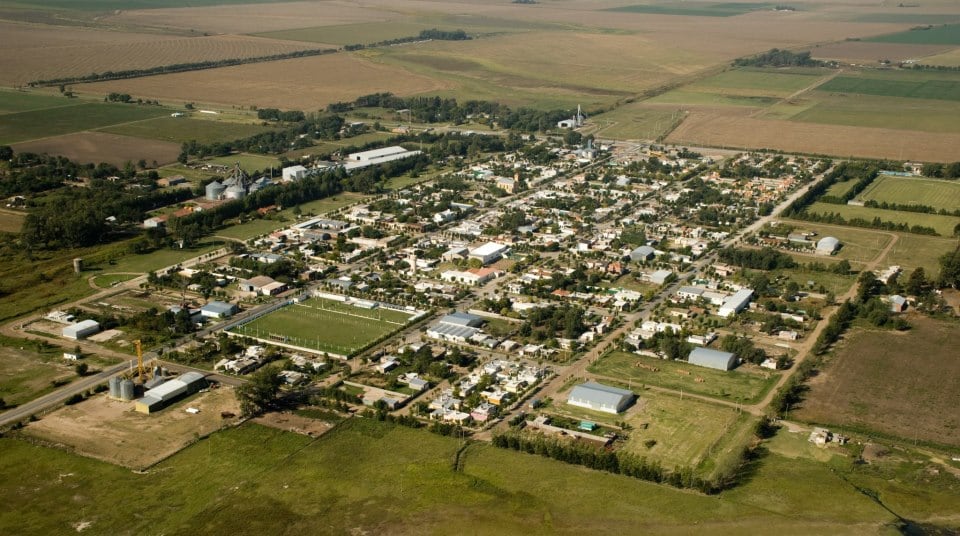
left=230, top=297, right=416, bottom=356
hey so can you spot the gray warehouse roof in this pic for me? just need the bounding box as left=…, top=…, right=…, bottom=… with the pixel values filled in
left=440, top=312, right=484, bottom=328
left=688, top=347, right=737, bottom=371
left=567, top=382, right=635, bottom=414
left=816, top=236, right=840, bottom=252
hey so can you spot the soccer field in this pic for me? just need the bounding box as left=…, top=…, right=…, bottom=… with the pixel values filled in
left=858, top=174, right=960, bottom=212
left=230, top=297, right=414, bottom=356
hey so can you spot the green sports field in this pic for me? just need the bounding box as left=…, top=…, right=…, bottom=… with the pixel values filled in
left=807, top=202, right=960, bottom=237
left=858, top=174, right=960, bottom=212
left=230, top=297, right=414, bottom=355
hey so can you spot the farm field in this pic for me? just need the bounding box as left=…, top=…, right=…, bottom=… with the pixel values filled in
left=666, top=111, right=960, bottom=162
left=818, top=72, right=960, bottom=102
left=795, top=316, right=960, bottom=448
left=255, top=21, right=438, bottom=45
left=606, top=3, right=775, bottom=17
left=657, top=68, right=829, bottom=102
left=0, top=419, right=910, bottom=535
left=780, top=220, right=893, bottom=265
left=857, top=175, right=960, bottom=212
left=920, top=48, right=960, bottom=67
left=867, top=23, right=960, bottom=45
left=0, top=209, right=25, bottom=234
left=75, top=53, right=453, bottom=110
left=806, top=202, right=960, bottom=237
left=782, top=92, right=960, bottom=133
left=230, top=297, right=415, bottom=356
left=99, top=116, right=278, bottom=145
left=0, top=102, right=169, bottom=145
left=587, top=351, right=778, bottom=404
left=24, top=388, right=241, bottom=469
left=809, top=41, right=953, bottom=64
left=0, top=89, right=75, bottom=114
left=0, top=28, right=323, bottom=87
left=591, top=104, right=680, bottom=140
left=12, top=131, right=180, bottom=167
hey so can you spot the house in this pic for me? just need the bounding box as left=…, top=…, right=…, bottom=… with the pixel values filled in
left=688, top=347, right=737, bottom=371
left=567, top=382, right=634, bottom=414
left=718, top=289, right=754, bottom=318
left=62, top=319, right=100, bottom=340
left=816, top=236, right=840, bottom=255
left=200, top=301, right=237, bottom=319
left=889, top=294, right=908, bottom=313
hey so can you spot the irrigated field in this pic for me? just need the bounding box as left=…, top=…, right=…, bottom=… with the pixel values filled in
left=12, top=131, right=180, bottom=167
left=75, top=53, right=453, bottom=110
left=857, top=175, right=960, bottom=212
left=0, top=102, right=169, bottom=145
left=807, top=202, right=960, bottom=237
left=588, top=351, right=777, bottom=404
left=231, top=297, right=414, bottom=355
left=99, top=116, right=278, bottom=145
left=796, top=316, right=960, bottom=448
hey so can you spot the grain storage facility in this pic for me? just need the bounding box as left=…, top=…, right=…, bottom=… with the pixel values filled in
left=134, top=372, right=207, bottom=414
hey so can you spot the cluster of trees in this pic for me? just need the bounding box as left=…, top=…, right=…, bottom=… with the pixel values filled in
left=720, top=335, right=768, bottom=365
left=518, top=304, right=586, bottom=341
left=718, top=247, right=797, bottom=270
left=492, top=431, right=729, bottom=493
left=256, top=108, right=306, bottom=122
left=939, top=249, right=960, bottom=289
left=732, top=48, right=824, bottom=68
left=920, top=162, right=960, bottom=179
left=178, top=114, right=344, bottom=161
left=863, top=199, right=960, bottom=218
left=343, top=28, right=470, bottom=51
left=29, top=48, right=338, bottom=87
left=235, top=365, right=284, bottom=417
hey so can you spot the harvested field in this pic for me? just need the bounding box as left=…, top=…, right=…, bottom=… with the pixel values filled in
left=858, top=175, right=960, bottom=212
left=919, top=47, right=960, bottom=67
left=25, top=387, right=242, bottom=468
left=75, top=53, right=452, bottom=109
left=795, top=316, right=960, bottom=448
left=0, top=32, right=324, bottom=87
left=12, top=131, right=180, bottom=167
left=809, top=41, right=952, bottom=64
left=666, top=111, right=960, bottom=162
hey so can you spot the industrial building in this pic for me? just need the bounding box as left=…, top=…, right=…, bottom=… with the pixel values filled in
left=61, top=319, right=100, bottom=340
left=629, top=245, right=655, bottom=262
left=567, top=381, right=635, bottom=414
left=201, top=301, right=238, bottom=319
left=134, top=372, right=207, bottom=414
left=688, top=347, right=737, bottom=371
left=282, top=164, right=307, bottom=182
left=343, top=146, right=422, bottom=172
left=718, top=289, right=754, bottom=318
left=426, top=312, right=485, bottom=343
left=469, top=242, right=509, bottom=265
left=816, top=236, right=841, bottom=255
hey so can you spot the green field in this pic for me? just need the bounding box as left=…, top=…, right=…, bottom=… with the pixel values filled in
left=608, top=2, right=774, bottom=17
left=91, top=273, right=138, bottom=288
left=99, top=116, right=277, bottom=145
left=858, top=174, right=960, bottom=211
left=215, top=192, right=366, bottom=240
left=0, top=102, right=170, bottom=144
left=588, top=351, right=777, bottom=404
left=807, top=202, right=960, bottom=237
left=231, top=297, right=414, bottom=355
left=881, top=233, right=959, bottom=272
left=593, top=105, right=683, bottom=140
left=0, top=419, right=921, bottom=534
left=777, top=267, right=856, bottom=295
left=784, top=92, right=960, bottom=133
left=206, top=153, right=280, bottom=173
left=818, top=74, right=960, bottom=102
left=91, top=239, right=225, bottom=275
left=781, top=220, right=894, bottom=264
left=0, top=90, right=76, bottom=114
left=867, top=23, right=960, bottom=45
left=822, top=178, right=858, bottom=199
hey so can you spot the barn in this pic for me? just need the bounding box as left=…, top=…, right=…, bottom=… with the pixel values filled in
left=567, top=381, right=635, bottom=414
left=688, top=347, right=737, bottom=371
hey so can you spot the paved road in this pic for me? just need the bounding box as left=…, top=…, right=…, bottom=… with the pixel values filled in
left=0, top=362, right=128, bottom=427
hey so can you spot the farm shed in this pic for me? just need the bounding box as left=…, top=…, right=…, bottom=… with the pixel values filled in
left=201, top=301, right=238, bottom=319
left=134, top=372, right=207, bottom=414
left=688, top=347, right=737, bottom=371
left=718, top=289, right=754, bottom=318
left=816, top=236, right=840, bottom=255
left=567, top=381, right=635, bottom=414
left=61, top=319, right=100, bottom=340
left=469, top=242, right=509, bottom=265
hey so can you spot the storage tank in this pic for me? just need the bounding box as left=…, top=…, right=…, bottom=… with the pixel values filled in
left=205, top=180, right=225, bottom=201
left=224, top=184, right=246, bottom=200
left=120, top=379, right=135, bottom=401
left=108, top=376, right=121, bottom=399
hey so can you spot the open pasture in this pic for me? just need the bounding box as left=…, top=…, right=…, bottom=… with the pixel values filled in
left=780, top=220, right=893, bottom=264
left=12, top=131, right=180, bottom=167
left=0, top=31, right=321, bottom=87
left=867, top=23, right=960, bottom=45
left=75, top=53, right=452, bottom=110
left=783, top=92, right=960, bottom=133
left=99, top=116, right=278, bottom=145
left=607, top=2, right=775, bottom=18
left=880, top=233, right=959, bottom=272
left=0, top=89, right=75, bottom=114
left=796, top=316, right=960, bottom=448
left=818, top=73, right=960, bottom=101
left=858, top=174, right=960, bottom=211
left=0, top=341, right=75, bottom=408
left=806, top=202, right=960, bottom=237
left=666, top=111, right=960, bottom=162
left=809, top=41, right=953, bottom=64
left=0, top=102, right=169, bottom=145
left=591, top=104, right=682, bottom=140
left=230, top=297, right=414, bottom=356
left=587, top=351, right=777, bottom=404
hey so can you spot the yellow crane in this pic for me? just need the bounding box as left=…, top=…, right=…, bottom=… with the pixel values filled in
left=135, top=339, right=145, bottom=383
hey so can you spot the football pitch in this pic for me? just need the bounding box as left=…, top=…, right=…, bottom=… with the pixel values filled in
left=230, top=297, right=414, bottom=356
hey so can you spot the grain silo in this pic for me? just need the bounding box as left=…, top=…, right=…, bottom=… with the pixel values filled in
left=120, top=379, right=135, bottom=401
left=108, top=376, right=121, bottom=399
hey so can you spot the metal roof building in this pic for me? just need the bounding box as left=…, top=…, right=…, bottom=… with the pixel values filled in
left=567, top=381, right=635, bottom=414
left=816, top=236, right=840, bottom=255
left=135, top=372, right=207, bottom=414
left=718, top=288, right=754, bottom=318
left=688, top=347, right=737, bottom=371
left=62, top=319, right=100, bottom=340
left=440, top=312, right=484, bottom=328
left=201, top=301, right=238, bottom=319
left=630, top=245, right=655, bottom=262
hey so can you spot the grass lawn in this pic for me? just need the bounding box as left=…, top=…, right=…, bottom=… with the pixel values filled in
left=588, top=351, right=778, bottom=404
left=230, top=297, right=413, bottom=355
left=858, top=174, right=960, bottom=211
left=776, top=267, right=857, bottom=295
left=93, top=239, right=225, bottom=275
left=0, top=102, right=170, bottom=144
left=98, top=116, right=277, bottom=145
left=822, top=178, right=858, bottom=199
left=91, top=273, right=139, bottom=288
left=781, top=220, right=894, bottom=264
left=0, top=89, right=76, bottom=114
left=880, top=233, right=958, bottom=272
left=0, top=338, right=76, bottom=408
left=206, top=153, right=280, bottom=173
left=806, top=202, right=960, bottom=237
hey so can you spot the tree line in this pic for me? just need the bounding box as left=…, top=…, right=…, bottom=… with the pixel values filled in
left=732, top=48, right=825, bottom=68
left=343, top=28, right=470, bottom=51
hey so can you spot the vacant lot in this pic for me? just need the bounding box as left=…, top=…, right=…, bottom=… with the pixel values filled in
left=231, top=297, right=414, bottom=355
left=880, top=233, right=958, bottom=272
left=807, top=202, right=960, bottom=237
left=0, top=342, right=75, bottom=408
left=667, top=111, right=960, bottom=162
left=0, top=102, right=169, bottom=145
left=77, top=53, right=452, bottom=110
left=858, top=175, right=960, bottom=212
left=588, top=351, right=777, bottom=404
left=100, top=116, right=278, bottom=145
left=12, top=131, right=180, bottom=167
left=25, top=387, right=241, bottom=468
left=796, top=316, right=960, bottom=447
left=867, top=23, right=960, bottom=45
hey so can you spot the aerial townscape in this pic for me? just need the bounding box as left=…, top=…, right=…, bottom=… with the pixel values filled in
left=2, top=0, right=960, bottom=534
